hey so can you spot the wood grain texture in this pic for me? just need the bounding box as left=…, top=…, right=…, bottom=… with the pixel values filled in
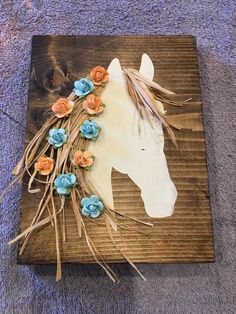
left=17, top=35, right=214, bottom=264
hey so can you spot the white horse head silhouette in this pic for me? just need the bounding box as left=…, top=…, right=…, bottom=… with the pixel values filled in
left=87, top=54, right=177, bottom=218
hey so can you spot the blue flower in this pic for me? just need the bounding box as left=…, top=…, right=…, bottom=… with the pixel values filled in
left=48, top=128, right=67, bottom=148
left=81, top=195, right=104, bottom=218
left=54, top=173, right=77, bottom=195
left=79, top=120, right=100, bottom=140
left=74, top=78, right=94, bottom=97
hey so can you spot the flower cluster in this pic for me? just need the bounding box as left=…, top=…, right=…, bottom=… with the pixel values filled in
left=79, top=120, right=100, bottom=140
left=81, top=195, right=104, bottom=218
left=52, top=98, right=74, bottom=118
left=51, top=66, right=108, bottom=118
left=82, top=94, right=104, bottom=115
left=34, top=156, right=54, bottom=176
left=54, top=173, right=77, bottom=195
left=90, top=66, right=109, bottom=85
left=74, top=78, right=94, bottom=97
left=72, top=150, right=94, bottom=170
left=48, top=128, right=67, bottom=148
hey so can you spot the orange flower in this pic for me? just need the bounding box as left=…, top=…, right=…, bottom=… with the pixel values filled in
left=34, top=156, right=54, bottom=175
left=72, top=150, right=94, bottom=168
left=52, top=98, right=74, bottom=118
left=82, top=94, right=104, bottom=115
left=90, top=66, right=109, bottom=85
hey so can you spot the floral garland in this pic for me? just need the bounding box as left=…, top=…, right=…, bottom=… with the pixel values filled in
left=2, top=65, right=151, bottom=282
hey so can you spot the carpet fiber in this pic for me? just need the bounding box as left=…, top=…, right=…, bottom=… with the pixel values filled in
left=0, top=1, right=235, bottom=313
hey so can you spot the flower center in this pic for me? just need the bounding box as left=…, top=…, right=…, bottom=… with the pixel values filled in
left=61, top=177, right=71, bottom=187
left=81, top=156, right=87, bottom=163
left=95, top=71, right=103, bottom=80
left=54, top=133, right=62, bottom=141
left=86, top=126, right=92, bottom=133
left=89, top=204, right=97, bottom=212
left=56, top=103, right=68, bottom=114
left=88, top=101, right=96, bottom=109
left=41, top=160, right=50, bottom=170
left=81, top=81, right=89, bottom=91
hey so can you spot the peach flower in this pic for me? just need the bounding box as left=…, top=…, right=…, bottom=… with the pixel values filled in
left=90, top=66, right=109, bottom=85
left=34, top=156, right=54, bottom=175
left=52, top=98, right=74, bottom=118
left=82, top=94, right=104, bottom=115
left=72, top=150, right=94, bottom=168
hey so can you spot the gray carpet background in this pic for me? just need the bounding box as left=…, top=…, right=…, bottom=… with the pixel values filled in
left=0, top=1, right=235, bottom=313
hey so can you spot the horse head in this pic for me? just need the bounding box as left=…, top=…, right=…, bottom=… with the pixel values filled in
left=87, top=54, right=177, bottom=218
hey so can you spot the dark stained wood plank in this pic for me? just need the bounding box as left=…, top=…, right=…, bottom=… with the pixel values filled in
left=17, top=35, right=214, bottom=264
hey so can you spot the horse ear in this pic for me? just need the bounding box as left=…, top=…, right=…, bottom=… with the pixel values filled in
left=139, top=53, right=154, bottom=80
left=107, top=58, right=124, bottom=83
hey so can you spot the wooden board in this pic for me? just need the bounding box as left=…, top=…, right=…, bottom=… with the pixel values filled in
left=18, top=35, right=214, bottom=264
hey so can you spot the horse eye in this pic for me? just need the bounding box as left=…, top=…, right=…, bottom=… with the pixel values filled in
left=141, top=148, right=145, bottom=151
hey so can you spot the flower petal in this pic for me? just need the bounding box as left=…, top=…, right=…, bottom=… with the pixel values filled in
left=90, top=120, right=98, bottom=127
left=68, top=100, right=74, bottom=107
left=82, top=207, right=91, bottom=217
left=82, top=101, right=88, bottom=109
left=55, top=113, right=65, bottom=118
left=74, top=89, right=83, bottom=97
left=56, top=187, right=69, bottom=195
left=49, top=128, right=57, bottom=137
left=83, top=151, right=92, bottom=158
left=77, top=150, right=84, bottom=157
left=40, top=169, right=51, bottom=175
left=85, top=158, right=94, bottom=167
left=48, top=138, right=58, bottom=145
left=54, top=177, right=60, bottom=187
left=54, top=142, right=63, bottom=148
left=87, top=108, right=96, bottom=115
left=74, top=81, right=81, bottom=88
left=83, top=90, right=90, bottom=96
left=92, top=129, right=99, bottom=138
left=62, top=134, right=67, bottom=142
left=96, top=201, right=104, bottom=210
left=57, top=128, right=66, bottom=135
left=81, top=197, right=90, bottom=206
left=69, top=174, right=77, bottom=185
left=90, top=210, right=101, bottom=218
left=98, top=106, right=104, bottom=113
left=84, top=133, right=94, bottom=139
left=90, top=195, right=99, bottom=202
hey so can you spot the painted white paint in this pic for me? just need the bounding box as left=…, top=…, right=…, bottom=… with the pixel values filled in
left=87, top=54, right=177, bottom=218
